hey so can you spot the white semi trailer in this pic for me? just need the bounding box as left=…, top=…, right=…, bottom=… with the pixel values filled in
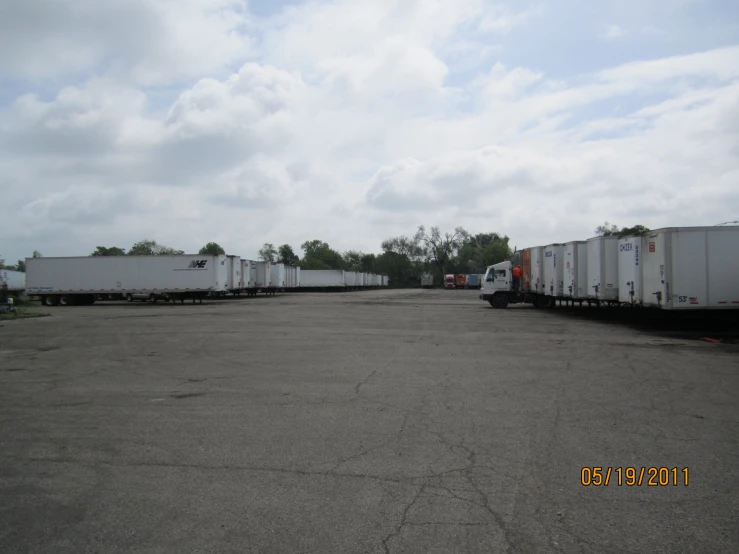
left=618, top=235, right=643, bottom=305
left=26, top=255, right=229, bottom=305
left=254, top=261, right=272, bottom=295
left=563, top=241, right=588, bottom=303
left=641, top=227, right=739, bottom=309
left=587, top=236, right=619, bottom=304
left=225, top=255, right=242, bottom=296
left=0, top=269, right=26, bottom=295
left=270, top=263, right=286, bottom=292
left=300, top=270, right=346, bottom=289
left=241, top=259, right=258, bottom=296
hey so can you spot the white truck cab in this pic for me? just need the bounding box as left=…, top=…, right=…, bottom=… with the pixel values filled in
left=480, top=259, right=541, bottom=308
left=480, top=261, right=516, bottom=307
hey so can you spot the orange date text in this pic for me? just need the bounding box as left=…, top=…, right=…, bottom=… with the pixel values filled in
left=581, top=467, right=689, bottom=486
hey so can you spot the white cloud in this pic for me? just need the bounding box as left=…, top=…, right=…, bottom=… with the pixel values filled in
left=0, top=0, right=253, bottom=85
left=600, top=24, right=627, bottom=39
left=1, top=0, right=738, bottom=262
left=641, top=25, right=667, bottom=36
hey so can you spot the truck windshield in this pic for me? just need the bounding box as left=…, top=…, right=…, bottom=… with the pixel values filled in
left=485, top=271, right=494, bottom=282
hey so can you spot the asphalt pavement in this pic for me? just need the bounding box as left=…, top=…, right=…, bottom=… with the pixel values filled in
left=1, top=289, right=737, bottom=553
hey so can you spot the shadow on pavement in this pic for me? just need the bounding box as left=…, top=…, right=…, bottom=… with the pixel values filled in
left=545, top=304, right=739, bottom=344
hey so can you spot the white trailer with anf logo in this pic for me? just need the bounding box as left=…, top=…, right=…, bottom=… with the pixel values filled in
left=25, top=255, right=229, bottom=306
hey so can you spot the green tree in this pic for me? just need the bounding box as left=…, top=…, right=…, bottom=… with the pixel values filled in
left=414, top=226, right=468, bottom=278
left=32, top=250, right=42, bottom=258
left=342, top=250, right=364, bottom=272
left=300, top=240, right=344, bottom=270
left=277, top=244, right=300, bottom=265
left=128, top=240, right=183, bottom=256
left=360, top=253, right=376, bottom=272
left=374, top=251, right=419, bottom=286
left=258, top=243, right=277, bottom=262
left=381, top=235, right=424, bottom=261
left=91, top=246, right=127, bottom=256
left=199, top=242, right=226, bottom=256
left=453, top=233, right=512, bottom=274
left=376, top=235, right=426, bottom=286
left=595, top=222, right=650, bottom=237
left=14, top=260, right=26, bottom=272
left=619, top=225, right=650, bottom=236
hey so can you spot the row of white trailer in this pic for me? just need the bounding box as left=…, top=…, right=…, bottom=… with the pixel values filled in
left=22, top=255, right=388, bottom=306
left=484, top=226, right=739, bottom=310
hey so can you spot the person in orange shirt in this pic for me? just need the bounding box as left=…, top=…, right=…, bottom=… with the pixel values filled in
left=512, top=265, right=522, bottom=292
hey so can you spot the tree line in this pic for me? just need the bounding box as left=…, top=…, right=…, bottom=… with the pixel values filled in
left=2, top=222, right=647, bottom=285
left=255, top=227, right=515, bottom=286
left=0, top=251, right=42, bottom=273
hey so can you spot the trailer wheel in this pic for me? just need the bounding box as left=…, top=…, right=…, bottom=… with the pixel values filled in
left=492, top=294, right=509, bottom=309
left=150, top=294, right=157, bottom=303
left=59, top=295, right=73, bottom=306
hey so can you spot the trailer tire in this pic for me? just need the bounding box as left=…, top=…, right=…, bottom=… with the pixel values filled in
left=46, top=295, right=59, bottom=306
left=492, top=294, right=509, bottom=309
left=150, top=294, right=157, bottom=303
left=59, top=295, right=73, bottom=306
left=126, top=294, right=133, bottom=303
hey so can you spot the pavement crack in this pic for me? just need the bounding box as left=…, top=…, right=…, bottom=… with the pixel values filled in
left=325, top=438, right=394, bottom=474
left=2, top=456, right=404, bottom=485
left=353, top=369, right=377, bottom=397
left=382, top=483, right=426, bottom=554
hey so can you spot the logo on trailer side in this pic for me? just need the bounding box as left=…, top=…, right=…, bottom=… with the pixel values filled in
left=187, top=260, right=208, bottom=269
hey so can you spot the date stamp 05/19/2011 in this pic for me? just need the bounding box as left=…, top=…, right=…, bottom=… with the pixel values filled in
left=581, top=467, right=689, bottom=487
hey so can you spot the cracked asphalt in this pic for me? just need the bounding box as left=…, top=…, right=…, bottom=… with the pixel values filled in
left=1, top=289, right=738, bottom=553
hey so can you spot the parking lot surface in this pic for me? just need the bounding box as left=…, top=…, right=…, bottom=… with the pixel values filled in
left=1, top=289, right=738, bottom=553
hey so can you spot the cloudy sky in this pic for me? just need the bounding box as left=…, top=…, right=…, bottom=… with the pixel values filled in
left=1, top=0, right=738, bottom=263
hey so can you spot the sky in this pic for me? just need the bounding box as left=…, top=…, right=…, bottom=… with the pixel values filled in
left=1, top=0, right=738, bottom=263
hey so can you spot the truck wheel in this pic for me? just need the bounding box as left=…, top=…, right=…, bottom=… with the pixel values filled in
left=59, top=295, right=73, bottom=306
left=492, top=294, right=509, bottom=309
left=126, top=293, right=133, bottom=303
left=150, top=294, right=157, bottom=303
